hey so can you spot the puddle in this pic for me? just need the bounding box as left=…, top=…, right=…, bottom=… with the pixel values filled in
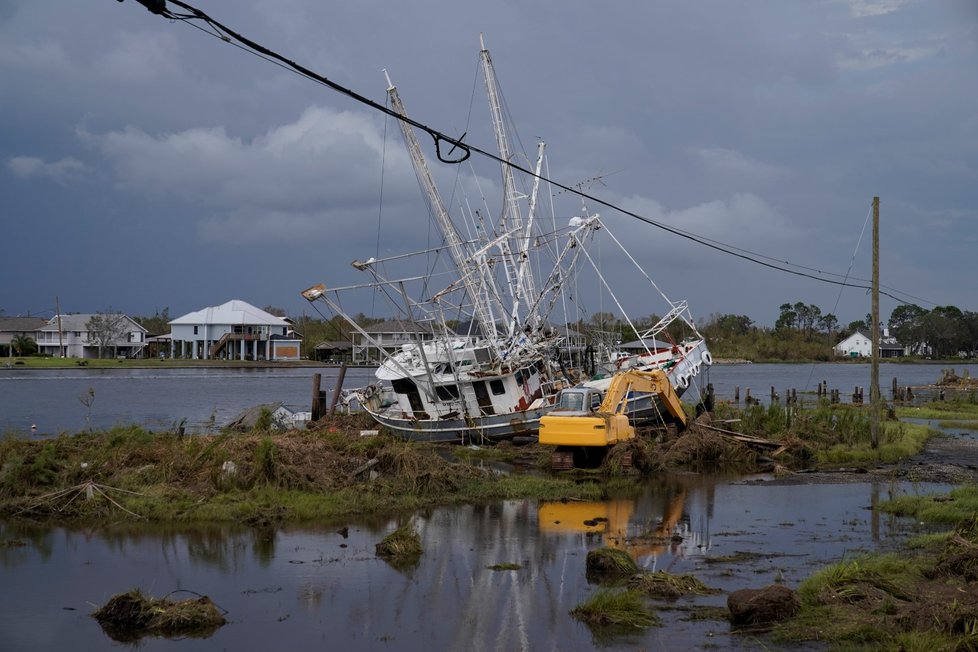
left=0, top=475, right=942, bottom=650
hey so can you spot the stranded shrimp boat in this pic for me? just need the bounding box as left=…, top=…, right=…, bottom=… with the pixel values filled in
left=302, top=37, right=711, bottom=442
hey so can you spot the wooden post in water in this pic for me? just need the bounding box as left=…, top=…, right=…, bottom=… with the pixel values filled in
left=771, top=386, right=777, bottom=403
left=870, top=196, right=880, bottom=449
left=328, top=362, right=348, bottom=417
left=892, top=377, right=898, bottom=401
left=311, top=373, right=323, bottom=421
left=735, top=386, right=740, bottom=403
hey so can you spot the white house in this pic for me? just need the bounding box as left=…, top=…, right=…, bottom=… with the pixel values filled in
left=36, top=314, right=147, bottom=359
left=834, top=330, right=873, bottom=358
left=169, top=300, right=302, bottom=361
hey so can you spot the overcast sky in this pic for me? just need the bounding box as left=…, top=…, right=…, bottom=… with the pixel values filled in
left=1, top=0, right=975, bottom=328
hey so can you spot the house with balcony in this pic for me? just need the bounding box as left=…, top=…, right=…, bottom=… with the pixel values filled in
left=169, top=300, right=301, bottom=361
left=36, top=314, right=147, bottom=358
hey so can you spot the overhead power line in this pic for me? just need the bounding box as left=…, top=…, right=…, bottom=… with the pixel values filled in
left=118, top=0, right=935, bottom=307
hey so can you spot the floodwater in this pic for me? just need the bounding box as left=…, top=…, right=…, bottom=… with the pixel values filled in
left=0, top=474, right=938, bottom=651
left=1, top=362, right=975, bottom=436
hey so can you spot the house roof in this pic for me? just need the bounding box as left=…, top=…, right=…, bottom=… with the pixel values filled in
left=315, top=340, right=353, bottom=350
left=170, top=300, right=288, bottom=327
left=0, top=317, right=48, bottom=332
left=39, top=314, right=145, bottom=333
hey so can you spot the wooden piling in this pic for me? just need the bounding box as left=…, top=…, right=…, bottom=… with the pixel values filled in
left=311, top=373, right=323, bottom=421
left=735, top=386, right=740, bottom=402
left=328, top=362, right=348, bottom=417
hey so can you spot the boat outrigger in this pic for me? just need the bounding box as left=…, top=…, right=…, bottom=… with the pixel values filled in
left=302, top=36, right=711, bottom=442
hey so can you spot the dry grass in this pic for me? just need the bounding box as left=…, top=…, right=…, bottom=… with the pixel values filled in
left=92, top=589, right=225, bottom=642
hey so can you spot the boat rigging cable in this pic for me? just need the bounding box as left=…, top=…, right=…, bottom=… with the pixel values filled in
left=119, top=0, right=934, bottom=307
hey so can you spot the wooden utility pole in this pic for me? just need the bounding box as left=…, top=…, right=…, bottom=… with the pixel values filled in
left=870, top=196, right=880, bottom=449
left=55, top=296, right=64, bottom=358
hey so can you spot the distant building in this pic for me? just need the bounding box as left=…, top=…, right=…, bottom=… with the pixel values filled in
left=36, top=314, right=147, bottom=358
left=169, top=299, right=301, bottom=361
left=352, top=319, right=437, bottom=363
left=834, top=329, right=904, bottom=358
left=0, top=317, right=48, bottom=357
left=834, top=330, right=873, bottom=357
left=313, top=340, right=353, bottom=363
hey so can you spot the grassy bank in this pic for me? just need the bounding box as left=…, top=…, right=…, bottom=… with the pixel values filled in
left=774, top=489, right=978, bottom=650
left=0, top=396, right=942, bottom=524
left=0, top=416, right=602, bottom=523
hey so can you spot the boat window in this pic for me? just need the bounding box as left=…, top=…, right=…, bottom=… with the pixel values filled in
left=489, top=379, right=505, bottom=395
left=515, top=370, right=524, bottom=385
left=435, top=384, right=461, bottom=400
left=391, top=378, right=417, bottom=395
left=475, top=348, right=492, bottom=363
left=590, top=393, right=602, bottom=410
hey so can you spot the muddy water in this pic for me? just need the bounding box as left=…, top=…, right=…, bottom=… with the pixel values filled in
left=0, top=475, right=937, bottom=650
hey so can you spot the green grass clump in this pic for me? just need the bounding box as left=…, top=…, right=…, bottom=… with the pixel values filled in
left=487, top=562, right=522, bottom=571
left=585, top=547, right=640, bottom=583
left=937, top=420, right=978, bottom=431
left=896, top=400, right=978, bottom=422
left=570, top=589, right=659, bottom=629
left=628, top=571, right=718, bottom=599
left=882, top=485, right=978, bottom=524
left=375, top=523, right=423, bottom=568
left=818, top=421, right=933, bottom=466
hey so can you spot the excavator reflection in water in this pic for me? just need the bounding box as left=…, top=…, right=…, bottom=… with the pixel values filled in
left=538, top=484, right=707, bottom=569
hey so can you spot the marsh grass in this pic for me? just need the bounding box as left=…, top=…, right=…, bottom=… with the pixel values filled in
left=937, top=420, right=978, bottom=431
left=0, top=419, right=606, bottom=523
left=882, top=485, right=978, bottom=524
left=585, top=547, right=639, bottom=583
left=375, top=523, right=422, bottom=569
left=896, top=400, right=978, bottom=422
left=570, top=589, right=659, bottom=630
left=628, top=571, right=719, bottom=599
left=487, top=562, right=522, bottom=571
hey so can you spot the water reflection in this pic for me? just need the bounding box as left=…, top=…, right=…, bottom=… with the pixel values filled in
left=0, top=476, right=940, bottom=651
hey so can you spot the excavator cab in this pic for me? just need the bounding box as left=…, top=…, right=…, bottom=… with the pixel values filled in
left=539, top=369, right=688, bottom=470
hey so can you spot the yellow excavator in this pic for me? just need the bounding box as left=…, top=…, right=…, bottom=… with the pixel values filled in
left=538, top=368, right=688, bottom=470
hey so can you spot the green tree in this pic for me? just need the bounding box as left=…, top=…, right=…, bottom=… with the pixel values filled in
left=888, top=304, right=927, bottom=354
left=134, top=307, right=170, bottom=337
left=11, top=334, right=36, bottom=356
left=921, top=305, right=965, bottom=358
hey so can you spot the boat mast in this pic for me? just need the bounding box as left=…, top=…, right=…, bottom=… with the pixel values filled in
left=384, top=71, right=501, bottom=348
left=480, top=34, right=539, bottom=337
